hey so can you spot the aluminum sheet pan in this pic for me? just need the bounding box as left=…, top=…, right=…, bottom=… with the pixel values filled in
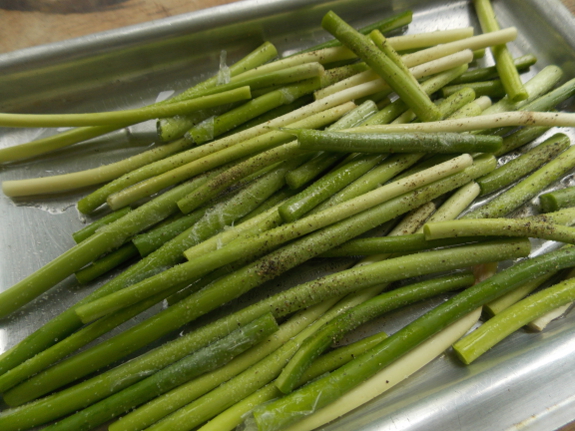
left=2, top=0, right=575, bottom=430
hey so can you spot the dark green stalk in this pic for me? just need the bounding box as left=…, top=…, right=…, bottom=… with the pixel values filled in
left=278, top=153, right=387, bottom=222
left=369, top=29, right=424, bottom=94
left=540, top=186, right=575, bottom=212
left=42, top=313, right=279, bottom=431
left=75, top=243, right=140, bottom=284
left=3, top=157, right=493, bottom=408
left=250, top=246, right=575, bottom=431
left=284, top=152, right=346, bottom=189
left=321, top=11, right=441, bottom=122
left=132, top=209, right=207, bottom=257
left=450, top=54, right=537, bottom=84
left=291, top=129, right=502, bottom=154
left=478, top=133, right=569, bottom=195
left=72, top=207, right=132, bottom=243
left=283, top=100, right=379, bottom=190
left=187, top=79, right=321, bottom=144
left=464, top=144, right=575, bottom=219
left=442, top=80, right=506, bottom=98
left=275, top=272, right=475, bottom=394
left=312, top=153, right=423, bottom=212
left=347, top=63, right=469, bottom=127
left=495, top=125, right=551, bottom=156
left=321, top=234, right=493, bottom=257
left=218, top=96, right=312, bottom=137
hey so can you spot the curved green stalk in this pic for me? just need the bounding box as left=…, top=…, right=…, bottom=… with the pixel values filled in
left=2, top=138, right=192, bottom=197
left=0, top=87, right=251, bottom=128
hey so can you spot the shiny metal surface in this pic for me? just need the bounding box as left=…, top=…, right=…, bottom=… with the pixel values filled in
left=1, top=0, right=575, bottom=430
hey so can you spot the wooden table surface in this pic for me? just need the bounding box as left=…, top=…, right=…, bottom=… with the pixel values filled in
left=0, top=0, right=574, bottom=53
left=1, top=0, right=575, bottom=430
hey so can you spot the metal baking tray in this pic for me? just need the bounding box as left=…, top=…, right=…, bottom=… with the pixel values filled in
left=2, top=0, right=575, bottom=430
